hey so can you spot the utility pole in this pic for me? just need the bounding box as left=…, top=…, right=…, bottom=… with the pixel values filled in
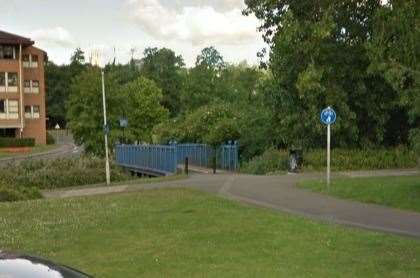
left=101, top=70, right=111, bottom=185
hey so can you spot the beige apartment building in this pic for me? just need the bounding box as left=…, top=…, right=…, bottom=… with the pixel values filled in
left=0, top=30, right=47, bottom=144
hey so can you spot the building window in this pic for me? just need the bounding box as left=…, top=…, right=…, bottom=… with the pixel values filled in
left=23, top=54, right=30, bottom=68
left=0, top=73, right=5, bottom=92
left=8, top=100, right=19, bottom=119
left=24, top=80, right=39, bottom=94
left=0, top=46, right=16, bottom=59
left=0, top=100, right=5, bottom=119
left=32, top=81, right=39, bottom=93
left=7, top=73, right=18, bottom=87
left=22, top=54, right=39, bottom=68
left=6, top=72, right=18, bottom=93
left=24, top=105, right=40, bottom=119
left=24, top=105, right=31, bottom=118
left=24, top=80, right=31, bottom=93
left=33, top=105, right=40, bottom=118
left=0, top=99, right=19, bottom=120
left=31, top=55, right=39, bottom=68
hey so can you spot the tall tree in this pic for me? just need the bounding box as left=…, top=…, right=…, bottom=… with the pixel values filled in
left=181, top=47, right=226, bottom=111
left=66, top=67, right=122, bottom=155
left=244, top=0, right=401, bottom=148
left=367, top=0, right=420, bottom=152
left=140, top=47, right=185, bottom=116
left=70, top=47, right=85, bottom=65
left=67, top=67, right=168, bottom=156
left=46, top=49, right=88, bottom=128
left=119, top=77, right=169, bottom=142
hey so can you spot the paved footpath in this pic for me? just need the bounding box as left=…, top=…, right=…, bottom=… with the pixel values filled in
left=0, top=143, right=82, bottom=166
left=43, top=169, right=420, bottom=238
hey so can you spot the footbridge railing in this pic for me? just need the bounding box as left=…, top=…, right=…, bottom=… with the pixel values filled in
left=115, top=145, right=177, bottom=176
left=115, top=143, right=239, bottom=176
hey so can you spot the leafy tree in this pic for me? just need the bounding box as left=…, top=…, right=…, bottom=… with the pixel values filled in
left=244, top=1, right=401, bottom=148
left=181, top=47, right=227, bottom=111
left=119, top=77, right=169, bottom=143
left=45, top=62, right=70, bottom=128
left=155, top=102, right=240, bottom=144
left=66, top=68, right=123, bottom=155
left=70, top=47, right=85, bottom=65
left=45, top=55, right=87, bottom=128
left=367, top=0, right=420, bottom=152
left=140, top=47, right=185, bottom=116
left=196, top=46, right=225, bottom=70
left=67, top=68, right=168, bottom=155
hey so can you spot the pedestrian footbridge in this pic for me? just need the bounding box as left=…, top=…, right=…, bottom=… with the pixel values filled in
left=115, top=143, right=239, bottom=177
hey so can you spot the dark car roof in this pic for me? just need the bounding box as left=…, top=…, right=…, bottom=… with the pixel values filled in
left=0, top=251, right=93, bottom=278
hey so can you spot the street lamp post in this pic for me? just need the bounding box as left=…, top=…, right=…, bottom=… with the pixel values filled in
left=101, top=70, right=111, bottom=185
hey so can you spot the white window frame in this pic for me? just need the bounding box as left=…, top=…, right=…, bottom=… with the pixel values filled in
left=24, top=105, right=40, bottom=119
left=5, top=72, right=18, bottom=93
left=0, top=72, right=5, bottom=93
left=24, top=80, right=39, bottom=94
left=31, top=55, right=39, bottom=68
left=0, top=99, right=19, bottom=120
left=23, top=54, right=39, bottom=68
left=7, top=100, right=19, bottom=119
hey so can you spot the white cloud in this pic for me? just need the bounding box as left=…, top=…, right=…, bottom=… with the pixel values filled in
left=29, top=27, right=75, bottom=48
left=126, top=0, right=260, bottom=45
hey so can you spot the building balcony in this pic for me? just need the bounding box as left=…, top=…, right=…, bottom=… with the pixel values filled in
left=0, top=118, right=21, bottom=128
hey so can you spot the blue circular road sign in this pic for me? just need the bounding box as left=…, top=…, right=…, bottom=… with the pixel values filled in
left=320, top=107, right=337, bottom=125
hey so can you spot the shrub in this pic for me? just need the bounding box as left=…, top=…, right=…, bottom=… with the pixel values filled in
left=46, top=132, right=56, bottom=145
left=304, top=147, right=417, bottom=171
left=0, top=185, right=41, bottom=202
left=0, top=137, right=35, bottom=148
left=0, top=156, right=133, bottom=202
left=241, top=148, right=288, bottom=175
left=241, top=147, right=417, bottom=174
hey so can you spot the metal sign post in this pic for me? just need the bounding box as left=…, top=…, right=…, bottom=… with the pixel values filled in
left=321, top=107, right=337, bottom=189
left=102, top=70, right=111, bottom=186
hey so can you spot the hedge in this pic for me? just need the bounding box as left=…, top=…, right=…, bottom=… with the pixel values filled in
left=46, top=132, right=55, bottom=145
left=0, top=137, right=35, bottom=148
left=304, top=147, right=417, bottom=171
left=0, top=156, right=133, bottom=202
left=241, top=147, right=418, bottom=175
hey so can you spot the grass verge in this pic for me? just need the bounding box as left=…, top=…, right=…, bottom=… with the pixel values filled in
left=299, top=176, right=420, bottom=212
left=1, top=188, right=419, bottom=277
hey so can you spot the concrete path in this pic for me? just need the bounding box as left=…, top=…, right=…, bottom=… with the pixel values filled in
left=43, top=169, right=420, bottom=238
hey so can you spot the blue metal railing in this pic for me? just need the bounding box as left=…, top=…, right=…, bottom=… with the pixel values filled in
left=115, top=143, right=239, bottom=175
left=115, top=144, right=177, bottom=175
left=218, top=144, right=239, bottom=171
left=176, top=144, right=213, bottom=168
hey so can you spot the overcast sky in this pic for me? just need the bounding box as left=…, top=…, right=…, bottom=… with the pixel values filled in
left=2, top=0, right=265, bottom=67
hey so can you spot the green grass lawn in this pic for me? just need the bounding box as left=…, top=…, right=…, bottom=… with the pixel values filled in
left=0, top=144, right=59, bottom=158
left=299, top=175, right=420, bottom=212
left=1, top=189, right=419, bottom=277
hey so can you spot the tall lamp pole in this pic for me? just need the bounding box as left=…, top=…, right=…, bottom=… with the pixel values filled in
left=101, top=70, right=111, bottom=185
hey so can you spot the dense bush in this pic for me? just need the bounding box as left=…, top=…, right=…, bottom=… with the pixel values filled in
left=304, top=147, right=417, bottom=171
left=241, top=148, right=417, bottom=175
left=0, top=185, right=41, bottom=202
left=46, top=132, right=56, bottom=145
left=0, top=156, right=132, bottom=202
left=240, top=149, right=288, bottom=175
left=0, top=138, right=35, bottom=148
